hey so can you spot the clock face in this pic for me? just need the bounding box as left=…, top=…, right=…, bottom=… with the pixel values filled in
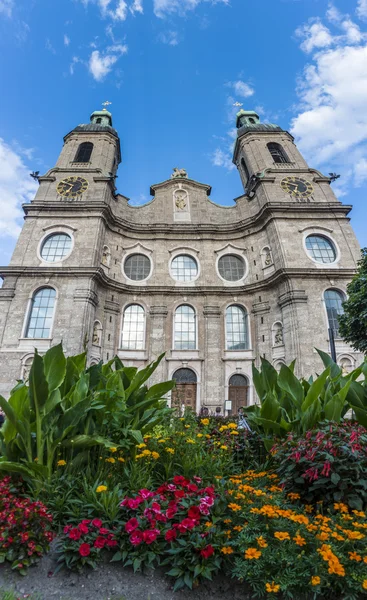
left=57, top=176, right=88, bottom=198
left=281, top=176, right=313, bottom=198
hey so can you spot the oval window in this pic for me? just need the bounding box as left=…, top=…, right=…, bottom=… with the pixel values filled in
left=305, top=235, right=336, bottom=264
left=124, top=254, right=151, bottom=281
left=40, top=233, right=72, bottom=262
left=218, top=254, right=245, bottom=281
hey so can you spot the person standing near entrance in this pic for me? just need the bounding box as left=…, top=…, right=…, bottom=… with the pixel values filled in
left=238, top=407, right=251, bottom=431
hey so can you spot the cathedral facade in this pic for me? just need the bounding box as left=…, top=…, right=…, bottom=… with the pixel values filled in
left=0, top=108, right=362, bottom=412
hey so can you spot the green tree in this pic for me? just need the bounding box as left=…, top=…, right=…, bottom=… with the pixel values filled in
left=338, top=247, right=367, bottom=354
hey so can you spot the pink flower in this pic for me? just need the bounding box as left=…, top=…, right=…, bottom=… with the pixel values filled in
left=321, top=460, right=331, bottom=477
left=91, top=519, right=103, bottom=529
left=165, top=529, right=177, bottom=542
left=130, top=530, right=144, bottom=546
left=79, top=543, right=91, bottom=557
left=139, top=489, right=155, bottom=500
left=63, top=525, right=72, bottom=534
left=121, top=497, right=143, bottom=510
left=143, top=529, right=160, bottom=544
left=125, top=518, right=140, bottom=533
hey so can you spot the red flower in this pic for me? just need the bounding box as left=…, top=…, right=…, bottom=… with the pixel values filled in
left=78, top=523, right=89, bottom=534
left=121, top=497, right=143, bottom=510
left=173, top=475, right=187, bottom=486
left=166, top=506, right=178, bottom=519
left=187, top=483, right=199, bottom=493
left=106, top=538, right=118, bottom=547
left=139, top=489, right=155, bottom=500
left=79, top=543, right=91, bottom=557
left=200, top=545, right=214, bottom=559
left=177, top=518, right=196, bottom=533
left=94, top=536, right=106, bottom=548
left=69, top=528, right=81, bottom=541
left=130, top=530, right=144, bottom=546
left=165, top=529, right=177, bottom=542
left=188, top=506, right=201, bottom=520
left=125, top=518, right=140, bottom=533
left=91, top=519, right=103, bottom=529
left=99, top=528, right=110, bottom=535
left=321, top=460, right=331, bottom=477
left=143, top=529, right=160, bottom=544
left=63, top=525, right=72, bottom=534
left=174, top=490, right=185, bottom=499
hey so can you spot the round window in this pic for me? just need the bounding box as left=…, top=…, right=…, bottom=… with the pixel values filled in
left=171, top=255, right=198, bottom=282
left=40, top=233, right=72, bottom=262
left=305, top=235, right=336, bottom=264
left=124, top=253, right=151, bottom=281
left=218, top=254, right=245, bottom=282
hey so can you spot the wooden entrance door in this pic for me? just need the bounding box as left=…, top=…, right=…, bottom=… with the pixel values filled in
left=228, top=374, right=248, bottom=415
left=172, top=368, right=197, bottom=413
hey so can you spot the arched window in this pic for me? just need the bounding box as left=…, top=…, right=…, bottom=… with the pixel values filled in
left=174, top=305, right=196, bottom=350
left=121, top=305, right=145, bottom=350
left=324, top=289, right=345, bottom=338
left=267, top=142, right=290, bottom=164
left=173, top=368, right=197, bottom=384
left=25, top=287, right=56, bottom=339
left=229, top=374, right=249, bottom=412
left=226, top=305, right=249, bottom=350
left=41, top=233, right=72, bottom=262
left=241, top=157, right=250, bottom=182
left=74, top=142, right=93, bottom=163
left=306, top=235, right=336, bottom=264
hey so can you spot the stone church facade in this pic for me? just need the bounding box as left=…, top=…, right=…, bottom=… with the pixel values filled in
left=0, top=108, right=362, bottom=412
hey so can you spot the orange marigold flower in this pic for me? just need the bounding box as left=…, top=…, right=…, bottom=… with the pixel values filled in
left=293, top=535, right=306, bottom=546
left=205, top=521, right=213, bottom=528
left=233, top=525, right=243, bottom=532
left=364, top=557, right=367, bottom=564
left=316, top=532, right=330, bottom=541
left=265, top=582, right=280, bottom=593
left=257, top=536, right=268, bottom=548
left=349, top=552, right=362, bottom=562
left=334, top=502, right=349, bottom=513
left=274, top=531, right=290, bottom=541
left=287, top=492, right=300, bottom=500
left=311, top=576, right=321, bottom=586
left=223, top=519, right=232, bottom=524
left=363, top=580, right=367, bottom=590
left=228, top=503, right=242, bottom=512
left=245, top=547, right=261, bottom=560
left=221, top=546, right=234, bottom=555
left=305, top=505, right=314, bottom=513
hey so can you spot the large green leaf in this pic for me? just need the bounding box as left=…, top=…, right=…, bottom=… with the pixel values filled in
left=28, top=351, right=49, bottom=413
left=301, top=367, right=330, bottom=412
left=278, top=364, right=304, bottom=408
left=125, top=354, right=165, bottom=402
left=0, top=386, right=30, bottom=445
left=316, top=348, right=341, bottom=379
left=60, top=353, right=87, bottom=397
left=61, top=434, right=116, bottom=448
left=252, top=364, right=265, bottom=400
left=260, top=358, right=278, bottom=393
left=300, top=398, right=322, bottom=432
left=260, top=391, right=280, bottom=422
left=43, top=343, right=66, bottom=393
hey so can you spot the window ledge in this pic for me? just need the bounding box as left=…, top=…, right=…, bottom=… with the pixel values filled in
left=117, top=350, right=148, bottom=361
left=17, top=338, right=52, bottom=352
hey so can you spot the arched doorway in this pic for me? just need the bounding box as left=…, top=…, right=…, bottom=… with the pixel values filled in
left=228, top=374, right=249, bottom=414
left=172, top=368, right=197, bottom=413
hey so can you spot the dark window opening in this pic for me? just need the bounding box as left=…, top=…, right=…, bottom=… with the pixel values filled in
left=249, top=118, right=256, bottom=124
left=74, top=142, right=93, bottom=163
left=267, top=142, right=290, bottom=164
left=96, top=118, right=102, bottom=124
left=241, top=157, right=250, bottom=182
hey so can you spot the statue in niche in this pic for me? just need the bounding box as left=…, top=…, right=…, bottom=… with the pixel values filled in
left=264, top=249, right=272, bottom=266
left=174, top=189, right=188, bottom=211
left=101, top=246, right=111, bottom=267
left=92, top=322, right=101, bottom=346
left=274, top=326, right=283, bottom=346
left=22, top=358, right=33, bottom=381
left=171, top=167, right=188, bottom=179
left=340, top=358, right=352, bottom=375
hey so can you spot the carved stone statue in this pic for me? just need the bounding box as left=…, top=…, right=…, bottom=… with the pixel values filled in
left=92, top=323, right=101, bottom=346
left=264, top=250, right=272, bottom=266
left=171, top=167, right=188, bottom=179
left=22, top=358, right=33, bottom=381
left=274, top=326, right=283, bottom=346
left=101, top=246, right=111, bottom=267
left=174, top=189, right=188, bottom=210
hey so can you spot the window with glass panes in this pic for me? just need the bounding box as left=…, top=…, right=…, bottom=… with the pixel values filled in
left=306, top=235, right=336, bottom=263
left=324, top=289, right=345, bottom=338
left=174, top=305, right=196, bottom=350
left=121, top=304, right=145, bottom=350
left=171, top=255, right=198, bottom=282
left=218, top=254, right=245, bottom=281
left=25, top=288, right=56, bottom=339
left=40, top=233, right=72, bottom=262
left=226, top=305, right=248, bottom=350
left=124, top=254, right=151, bottom=280
left=267, top=142, right=290, bottom=164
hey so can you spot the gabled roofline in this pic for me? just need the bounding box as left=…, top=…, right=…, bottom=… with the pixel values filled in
left=150, top=177, right=212, bottom=197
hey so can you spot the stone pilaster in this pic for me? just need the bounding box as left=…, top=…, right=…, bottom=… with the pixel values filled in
left=203, top=305, right=222, bottom=407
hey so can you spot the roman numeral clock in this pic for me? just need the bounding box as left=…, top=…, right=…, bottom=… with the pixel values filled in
left=57, top=176, right=89, bottom=200
left=281, top=176, right=314, bottom=201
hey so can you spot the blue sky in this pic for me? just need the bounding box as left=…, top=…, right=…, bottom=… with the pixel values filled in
left=1, top=0, right=367, bottom=265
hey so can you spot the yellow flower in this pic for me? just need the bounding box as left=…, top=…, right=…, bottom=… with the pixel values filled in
left=205, top=521, right=213, bottom=528
left=205, top=434, right=211, bottom=439
left=186, top=438, right=195, bottom=444
left=349, top=552, right=362, bottom=562
left=109, top=447, right=117, bottom=453
left=137, top=443, right=146, bottom=449
left=57, top=460, right=66, bottom=466
left=364, top=557, right=367, bottom=564
left=233, top=525, right=243, bottom=532
left=158, top=439, right=166, bottom=443
left=334, top=502, right=349, bottom=513
left=287, top=492, right=300, bottom=500
left=265, top=582, right=280, bottom=594
left=220, top=445, right=228, bottom=450
left=363, top=580, right=367, bottom=590
left=293, top=535, right=306, bottom=546
left=228, top=503, right=242, bottom=512
left=105, top=457, right=115, bottom=463
left=219, top=426, right=228, bottom=432
left=223, top=519, right=232, bottom=524
left=316, top=532, right=329, bottom=541
left=151, top=451, right=160, bottom=459
left=165, top=447, right=175, bottom=454
left=305, top=505, right=314, bottom=513
left=257, top=536, right=268, bottom=548
left=230, top=430, right=239, bottom=435
left=245, top=548, right=261, bottom=560
left=227, top=422, right=238, bottom=429
left=142, top=449, right=151, bottom=456
left=185, top=424, right=191, bottom=428
left=221, top=546, right=234, bottom=555
left=311, top=576, right=320, bottom=586
left=96, top=485, right=107, bottom=493
left=200, top=418, right=209, bottom=426
left=118, top=457, right=125, bottom=462
left=274, top=532, right=290, bottom=541
left=197, top=433, right=203, bottom=438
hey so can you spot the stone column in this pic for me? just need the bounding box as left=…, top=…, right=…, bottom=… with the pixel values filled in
left=278, top=289, right=308, bottom=377
left=149, top=305, right=168, bottom=385
left=203, top=305, right=222, bottom=408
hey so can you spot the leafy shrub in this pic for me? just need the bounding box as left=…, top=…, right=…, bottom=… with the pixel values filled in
left=224, top=471, right=367, bottom=599
left=273, top=421, right=367, bottom=510
left=56, top=518, right=118, bottom=572
left=0, top=476, right=54, bottom=574
left=114, top=476, right=225, bottom=591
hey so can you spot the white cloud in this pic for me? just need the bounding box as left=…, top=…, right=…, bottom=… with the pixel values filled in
left=70, top=56, right=82, bottom=75
left=88, top=44, right=127, bottom=81
left=0, top=0, right=13, bottom=17
left=295, top=19, right=334, bottom=53
left=291, top=6, right=367, bottom=192
left=158, top=30, right=179, bottom=45
left=130, top=0, right=143, bottom=13
left=211, top=148, right=235, bottom=171
left=64, top=34, right=70, bottom=46
left=357, top=0, right=367, bottom=20
left=0, top=138, right=38, bottom=238
left=45, top=38, right=56, bottom=54
left=231, top=80, right=255, bottom=98
left=153, top=0, right=229, bottom=18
